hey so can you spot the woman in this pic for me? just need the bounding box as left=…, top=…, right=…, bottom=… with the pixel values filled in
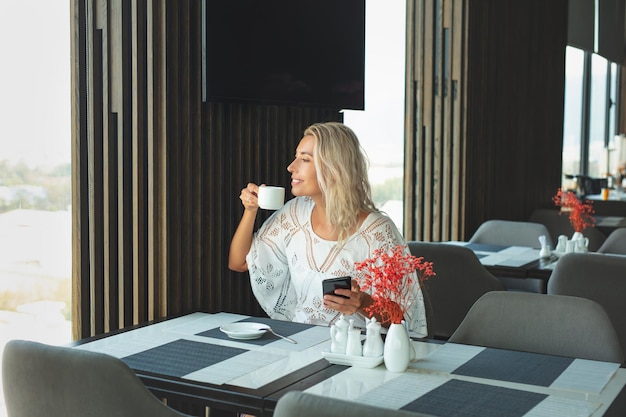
left=228, top=122, right=426, bottom=335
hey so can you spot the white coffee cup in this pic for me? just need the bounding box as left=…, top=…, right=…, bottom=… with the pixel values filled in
left=257, top=186, right=285, bottom=210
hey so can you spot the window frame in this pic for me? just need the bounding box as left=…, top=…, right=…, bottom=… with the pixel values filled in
left=563, top=46, right=621, bottom=181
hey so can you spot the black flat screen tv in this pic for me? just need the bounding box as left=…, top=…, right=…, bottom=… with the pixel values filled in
left=202, top=0, right=365, bottom=110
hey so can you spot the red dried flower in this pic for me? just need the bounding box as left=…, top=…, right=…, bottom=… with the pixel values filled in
left=552, top=188, right=595, bottom=233
left=355, top=245, right=435, bottom=325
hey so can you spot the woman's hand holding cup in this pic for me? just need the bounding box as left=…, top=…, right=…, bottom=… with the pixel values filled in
left=240, top=183, right=260, bottom=211
left=240, top=183, right=285, bottom=211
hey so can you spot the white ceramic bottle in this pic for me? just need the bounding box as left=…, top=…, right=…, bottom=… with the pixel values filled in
left=330, top=314, right=349, bottom=354
left=362, top=317, right=384, bottom=357
left=345, top=319, right=362, bottom=356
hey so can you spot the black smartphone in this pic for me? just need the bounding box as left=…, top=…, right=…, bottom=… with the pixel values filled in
left=322, top=276, right=352, bottom=299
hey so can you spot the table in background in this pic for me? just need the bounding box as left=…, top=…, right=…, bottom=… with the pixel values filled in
left=445, top=241, right=557, bottom=283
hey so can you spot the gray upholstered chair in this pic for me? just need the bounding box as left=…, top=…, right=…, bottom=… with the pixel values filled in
left=468, top=219, right=554, bottom=292
left=547, top=252, right=626, bottom=359
left=448, top=291, right=624, bottom=364
left=2, top=339, right=190, bottom=417
left=469, top=219, right=553, bottom=249
left=597, top=227, right=626, bottom=254
left=407, top=241, right=505, bottom=340
left=273, top=391, right=434, bottom=417
left=529, top=208, right=607, bottom=252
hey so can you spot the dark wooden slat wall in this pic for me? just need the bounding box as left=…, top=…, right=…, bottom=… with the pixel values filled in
left=190, top=104, right=341, bottom=316
left=72, top=0, right=342, bottom=340
left=463, top=0, right=567, bottom=238
left=405, top=0, right=566, bottom=242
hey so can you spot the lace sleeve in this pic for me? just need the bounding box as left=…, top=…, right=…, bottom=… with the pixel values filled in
left=246, top=210, right=297, bottom=321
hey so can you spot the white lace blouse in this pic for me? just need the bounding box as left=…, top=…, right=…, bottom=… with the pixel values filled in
left=246, top=196, right=427, bottom=336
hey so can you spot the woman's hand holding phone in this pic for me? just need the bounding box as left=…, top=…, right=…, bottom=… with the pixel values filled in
left=322, top=276, right=352, bottom=299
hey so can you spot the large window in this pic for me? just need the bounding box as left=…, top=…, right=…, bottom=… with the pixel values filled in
left=0, top=2, right=71, bottom=414
left=562, top=47, right=585, bottom=178
left=562, top=46, right=620, bottom=189
left=563, top=46, right=619, bottom=191
left=588, top=53, right=610, bottom=177
left=344, top=0, right=406, bottom=232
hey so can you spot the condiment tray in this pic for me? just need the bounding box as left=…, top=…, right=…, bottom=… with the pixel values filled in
left=321, top=350, right=383, bottom=368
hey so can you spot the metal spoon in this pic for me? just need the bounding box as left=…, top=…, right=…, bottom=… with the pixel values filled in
left=260, top=327, right=297, bottom=344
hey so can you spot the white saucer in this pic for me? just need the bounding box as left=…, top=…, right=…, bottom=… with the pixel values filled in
left=219, top=322, right=267, bottom=340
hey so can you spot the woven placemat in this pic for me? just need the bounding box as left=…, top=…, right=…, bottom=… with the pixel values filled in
left=401, top=379, right=547, bottom=417
left=452, top=348, right=574, bottom=387
left=122, top=339, right=247, bottom=377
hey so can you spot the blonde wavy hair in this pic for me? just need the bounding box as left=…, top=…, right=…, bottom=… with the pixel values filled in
left=304, top=122, right=378, bottom=244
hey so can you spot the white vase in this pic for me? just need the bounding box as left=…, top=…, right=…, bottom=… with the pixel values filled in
left=383, top=323, right=411, bottom=372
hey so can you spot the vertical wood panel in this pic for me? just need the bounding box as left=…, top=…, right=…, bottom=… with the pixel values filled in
left=404, top=0, right=418, bottom=237
left=121, top=1, right=135, bottom=328
left=451, top=0, right=466, bottom=238
left=165, top=0, right=183, bottom=316
left=440, top=0, right=453, bottom=239
left=71, top=0, right=89, bottom=340
left=151, top=0, right=168, bottom=318
left=100, top=2, right=115, bottom=333
left=420, top=0, right=434, bottom=240
left=431, top=0, right=442, bottom=242
left=91, top=28, right=105, bottom=336
left=105, top=112, right=119, bottom=332
left=132, top=0, right=148, bottom=324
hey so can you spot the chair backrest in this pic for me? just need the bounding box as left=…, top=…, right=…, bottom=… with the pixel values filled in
left=547, top=252, right=626, bottom=359
left=468, top=219, right=553, bottom=249
left=448, top=291, right=624, bottom=364
left=597, top=227, right=626, bottom=254
left=273, top=391, right=434, bottom=417
left=407, top=242, right=506, bottom=339
left=2, top=339, right=189, bottom=417
left=529, top=208, right=606, bottom=251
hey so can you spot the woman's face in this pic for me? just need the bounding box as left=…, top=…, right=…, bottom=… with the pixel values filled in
left=287, top=134, right=322, bottom=200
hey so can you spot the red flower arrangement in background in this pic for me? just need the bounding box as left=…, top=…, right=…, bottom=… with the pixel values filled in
left=356, top=245, right=435, bottom=325
left=552, top=188, right=595, bottom=233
